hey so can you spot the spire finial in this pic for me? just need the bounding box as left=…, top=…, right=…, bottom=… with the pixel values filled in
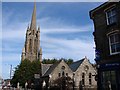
left=30, top=1, right=36, bottom=31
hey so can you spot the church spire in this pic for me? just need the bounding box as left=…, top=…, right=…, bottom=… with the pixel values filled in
left=30, top=1, right=36, bottom=31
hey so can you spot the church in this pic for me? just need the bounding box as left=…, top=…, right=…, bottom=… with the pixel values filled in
left=21, top=2, right=97, bottom=90
left=21, top=2, right=42, bottom=62
left=41, top=57, right=97, bottom=90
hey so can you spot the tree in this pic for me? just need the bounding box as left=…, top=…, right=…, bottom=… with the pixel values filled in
left=42, top=58, right=73, bottom=65
left=11, top=59, right=41, bottom=88
left=52, top=76, right=73, bottom=90
left=42, top=58, right=58, bottom=64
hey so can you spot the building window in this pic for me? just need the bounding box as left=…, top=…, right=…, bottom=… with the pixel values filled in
left=62, top=71, right=65, bottom=76
left=29, top=39, right=32, bottom=52
left=109, top=33, right=120, bottom=55
left=101, top=71, right=117, bottom=90
left=89, top=73, right=92, bottom=85
left=61, top=66, right=65, bottom=70
left=34, top=39, right=37, bottom=53
left=82, top=73, right=85, bottom=85
left=58, top=73, right=61, bottom=77
left=106, top=7, right=117, bottom=25
left=66, top=73, right=68, bottom=77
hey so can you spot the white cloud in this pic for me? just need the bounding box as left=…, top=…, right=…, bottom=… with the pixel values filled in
left=41, top=34, right=95, bottom=62
left=39, top=17, right=93, bottom=34
left=41, top=26, right=92, bottom=34
left=2, top=19, right=28, bottom=40
left=2, top=16, right=93, bottom=40
left=2, top=15, right=95, bottom=61
left=2, top=64, right=10, bottom=79
left=2, top=53, right=20, bottom=79
left=3, top=53, right=21, bottom=62
left=2, top=63, right=17, bottom=79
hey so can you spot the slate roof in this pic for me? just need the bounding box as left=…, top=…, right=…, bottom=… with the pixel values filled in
left=69, top=58, right=85, bottom=72
left=43, top=60, right=61, bottom=76
left=42, top=64, right=53, bottom=75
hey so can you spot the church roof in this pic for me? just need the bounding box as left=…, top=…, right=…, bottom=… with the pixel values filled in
left=42, top=64, right=53, bottom=76
left=69, top=58, right=85, bottom=72
left=43, top=60, right=62, bottom=76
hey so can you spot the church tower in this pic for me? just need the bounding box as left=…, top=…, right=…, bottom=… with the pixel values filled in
left=21, top=2, right=42, bottom=62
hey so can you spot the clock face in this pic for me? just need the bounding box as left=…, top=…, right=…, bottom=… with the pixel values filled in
left=84, top=65, right=89, bottom=71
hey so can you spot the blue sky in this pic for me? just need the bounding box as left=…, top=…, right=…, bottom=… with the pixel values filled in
left=2, top=2, right=103, bottom=79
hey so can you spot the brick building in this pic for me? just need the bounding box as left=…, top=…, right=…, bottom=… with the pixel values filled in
left=90, top=1, right=120, bottom=90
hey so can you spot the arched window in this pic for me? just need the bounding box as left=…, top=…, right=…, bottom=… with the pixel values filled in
left=29, top=39, right=32, bottom=52
left=89, top=73, right=92, bottom=85
left=61, top=66, right=65, bottom=77
left=61, top=66, right=65, bottom=70
left=66, top=73, right=68, bottom=77
left=58, top=73, right=61, bottom=77
left=34, top=39, right=37, bottom=53
left=82, top=73, right=85, bottom=85
left=62, top=71, right=65, bottom=76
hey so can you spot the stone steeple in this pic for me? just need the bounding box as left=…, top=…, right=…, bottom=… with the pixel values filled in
left=30, top=2, right=36, bottom=31
left=21, top=2, right=42, bottom=62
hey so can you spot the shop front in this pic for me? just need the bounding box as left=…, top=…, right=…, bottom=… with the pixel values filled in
left=98, top=63, right=120, bottom=90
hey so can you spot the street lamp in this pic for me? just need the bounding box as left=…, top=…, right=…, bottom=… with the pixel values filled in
left=25, top=82, right=28, bottom=90
left=43, top=80, right=46, bottom=90
left=17, top=82, right=19, bottom=89
left=49, top=74, right=51, bottom=89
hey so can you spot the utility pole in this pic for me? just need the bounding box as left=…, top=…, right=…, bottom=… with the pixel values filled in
left=10, top=65, right=12, bottom=79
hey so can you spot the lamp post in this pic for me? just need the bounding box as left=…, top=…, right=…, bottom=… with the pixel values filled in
left=10, top=65, right=12, bottom=79
left=49, top=74, right=51, bottom=89
left=43, top=81, right=46, bottom=90
left=25, top=82, right=27, bottom=89
left=73, top=73, right=75, bottom=90
left=17, top=82, right=20, bottom=89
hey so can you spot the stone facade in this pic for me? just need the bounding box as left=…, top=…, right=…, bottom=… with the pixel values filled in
left=21, top=2, right=42, bottom=62
left=42, top=57, right=97, bottom=89
left=70, top=57, right=97, bottom=89
left=49, top=60, right=73, bottom=83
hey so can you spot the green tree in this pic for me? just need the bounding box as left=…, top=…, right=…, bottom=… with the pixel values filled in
left=59, top=58, right=73, bottom=65
left=11, top=59, right=41, bottom=88
left=42, top=58, right=58, bottom=64
left=52, top=76, right=73, bottom=89
left=42, top=58, right=73, bottom=65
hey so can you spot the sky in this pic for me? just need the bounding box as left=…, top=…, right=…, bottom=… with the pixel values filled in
left=1, top=2, right=104, bottom=79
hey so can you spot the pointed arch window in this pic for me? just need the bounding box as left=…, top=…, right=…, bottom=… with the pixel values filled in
left=34, top=39, right=37, bottom=53
left=66, top=73, right=68, bottom=77
left=82, top=73, right=85, bottom=85
left=89, top=73, right=92, bottom=85
left=29, top=39, right=32, bottom=52
left=62, top=71, right=65, bottom=76
left=61, top=66, right=65, bottom=77
left=58, top=73, right=61, bottom=77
